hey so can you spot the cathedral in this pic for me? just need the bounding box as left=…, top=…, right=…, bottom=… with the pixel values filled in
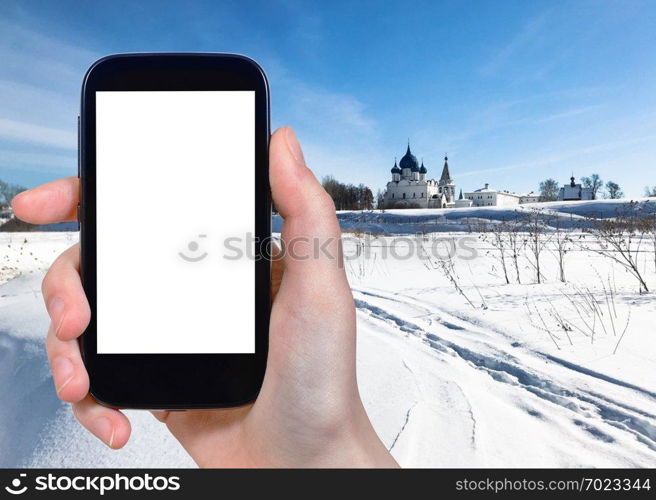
left=383, top=143, right=464, bottom=209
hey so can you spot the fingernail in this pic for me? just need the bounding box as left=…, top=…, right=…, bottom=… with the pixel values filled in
left=91, top=417, right=115, bottom=448
left=48, top=297, right=66, bottom=338
left=53, top=356, right=74, bottom=394
left=284, top=127, right=305, bottom=165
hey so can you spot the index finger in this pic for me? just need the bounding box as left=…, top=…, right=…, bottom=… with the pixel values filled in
left=12, top=176, right=79, bottom=224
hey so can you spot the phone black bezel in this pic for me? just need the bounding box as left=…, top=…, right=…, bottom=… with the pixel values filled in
left=79, top=53, right=270, bottom=409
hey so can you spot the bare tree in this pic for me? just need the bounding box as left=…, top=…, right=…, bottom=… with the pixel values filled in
left=376, top=189, right=385, bottom=211
left=539, top=178, right=559, bottom=201
left=604, top=180, right=623, bottom=199
left=645, top=186, right=656, bottom=197
left=581, top=173, right=603, bottom=200
left=321, top=176, right=375, bottom=210
left=359, top=184, right=374, bottom=210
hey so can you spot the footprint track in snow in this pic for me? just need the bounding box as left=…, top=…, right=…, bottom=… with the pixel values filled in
left=354, top=290, right=656, bottom=454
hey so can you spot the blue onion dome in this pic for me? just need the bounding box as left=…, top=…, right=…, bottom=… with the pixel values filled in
left=419, top=161, right=427, bottom=174
left=391, top=159, right=401, bottom=174
left=399, top=143, right=419, bottom=170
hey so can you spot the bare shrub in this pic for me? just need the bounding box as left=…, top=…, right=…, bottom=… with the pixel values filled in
left=506, top=216, right=525, bottom=284
left=637, top=201, right=656, bottom=273
left=581, top=203, right=649, bottom=294
left=524, top=295, right=563, bottom=350
left=483, top=222, right=511, bottom=285
left=551, top=219, right=572, bottom=283
left=419, top=238, right=481, bottom=309
left=524, top=208, right=552, bottom=284
left=524, top=275, right=631, bottom=352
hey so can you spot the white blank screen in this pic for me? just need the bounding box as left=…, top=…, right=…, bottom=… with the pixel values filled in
left=95, top=91, right=255, bottom=353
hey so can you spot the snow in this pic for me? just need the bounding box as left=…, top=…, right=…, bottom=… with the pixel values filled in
left=1, top=201, right=656, bottom=467
left=322, top=198, right=656, bottom=234
left=348, top=227, right=656, bottom=467
left=0, top=233, right=193, bottom=467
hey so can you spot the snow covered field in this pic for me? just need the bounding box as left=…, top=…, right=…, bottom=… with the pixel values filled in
left=1, top=206, right=655, bottom=467
left=348, top=232, right=656, bottom=467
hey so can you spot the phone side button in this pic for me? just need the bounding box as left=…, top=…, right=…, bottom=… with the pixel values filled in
left=77, top=115, right=80, bottom=178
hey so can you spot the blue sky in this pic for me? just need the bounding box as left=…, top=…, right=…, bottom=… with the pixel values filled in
left=0, top=0, right=655, bottom=197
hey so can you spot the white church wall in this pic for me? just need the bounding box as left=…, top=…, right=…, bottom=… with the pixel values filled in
left=495, top=192, right=521, bottom=207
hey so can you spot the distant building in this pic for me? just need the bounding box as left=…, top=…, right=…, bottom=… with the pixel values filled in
left=384, top=144, right=465, bottom=208
left=454, top=189, right=473, bottom=208
left=520, top=192, right=541, bottom=204
left=464, top=184, right=539, bottom=207
left=558, top=176, right=594, bottom=201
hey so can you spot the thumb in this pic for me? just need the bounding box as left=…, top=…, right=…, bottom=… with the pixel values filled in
left=264, top=126, right=358, bottom=411
left=269, top=127, right=347, bottom=289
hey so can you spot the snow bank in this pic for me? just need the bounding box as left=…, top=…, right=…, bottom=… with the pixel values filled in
left=321, top=198, right=656, bottom=234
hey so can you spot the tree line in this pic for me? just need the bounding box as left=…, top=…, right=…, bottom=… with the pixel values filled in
left=321, top=176, right=374, bottom=211
left=0, top=179, right=26, bottom=209
left=0, top=179, right=30, bottom=231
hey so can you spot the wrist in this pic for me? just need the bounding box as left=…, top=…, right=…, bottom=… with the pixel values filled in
left=345, top=412, right=400, bottom=468
left=252, top=400, right=399, bottom=468
left=313, top=401, right=399, bottom=468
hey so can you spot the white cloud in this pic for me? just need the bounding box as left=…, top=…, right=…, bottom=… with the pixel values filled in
left=459, top=133, right=656, bottom=179
left=0, top=79, right=77, bottom=127
left=0, top=21, right=99, bottom=181
left=0, top=20, right=99, bottom=92
left=531, top=104, right=603, bottom=123
left=0, top=150, right=76, bottom=174
left=0, top=20, right=100, bottom=138
left=269, top=67, right=385, bottom=189
left=479, top=11, right=551, bottom=77
left=273, top=75, right=378, bottom=142
left=0, top=118, right=76, bottom=150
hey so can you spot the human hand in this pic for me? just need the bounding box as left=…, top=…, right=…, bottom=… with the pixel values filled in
left=12, top=126, right=398, bottom=468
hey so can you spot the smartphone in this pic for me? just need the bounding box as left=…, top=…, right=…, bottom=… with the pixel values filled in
left=79, top=53, right=271, bottom=409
